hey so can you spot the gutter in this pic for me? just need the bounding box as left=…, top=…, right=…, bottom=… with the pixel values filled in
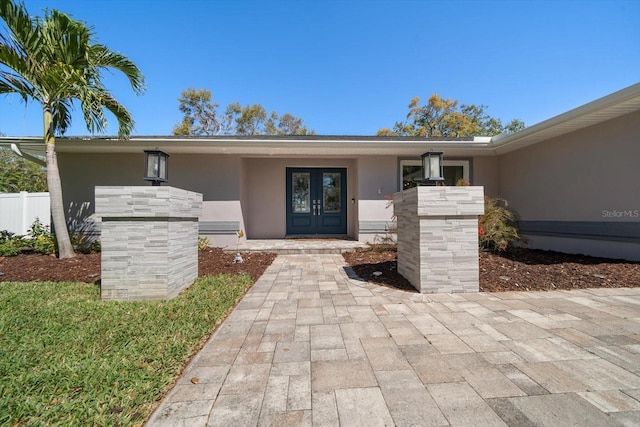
left=488, top=82, right=640, bottom=154
left=10, top=143, right=46, bottom=167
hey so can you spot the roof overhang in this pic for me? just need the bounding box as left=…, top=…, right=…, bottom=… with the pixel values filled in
left=0, top=135, right=494, bottom=158
left=2, top=82, right=639, bottom=159
left=489, top=82, right=640, bottom=155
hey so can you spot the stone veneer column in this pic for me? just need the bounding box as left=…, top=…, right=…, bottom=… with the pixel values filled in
left=394, top=186, right=485, bottom=293
left=95, top=186, right=203, bottom=301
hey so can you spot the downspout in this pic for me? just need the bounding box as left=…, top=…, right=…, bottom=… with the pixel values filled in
left=10, top=143, right=46, bottom=167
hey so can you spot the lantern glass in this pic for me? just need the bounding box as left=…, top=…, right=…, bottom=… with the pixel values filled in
left=429, top=154, right=441, bottom=179
left=421, top=151, right=444, bottom=184
left=144, top=149, right=169, bottom=185
left=145, top=153, right=157, bottom=178
left=159, top=155, right=167, bottom=180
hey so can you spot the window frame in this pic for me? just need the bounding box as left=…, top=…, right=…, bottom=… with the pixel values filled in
left=398, top=158, right=471, bottom=191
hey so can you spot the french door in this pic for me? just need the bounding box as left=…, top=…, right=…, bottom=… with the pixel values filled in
left=286, top=168, right=347, bottom=236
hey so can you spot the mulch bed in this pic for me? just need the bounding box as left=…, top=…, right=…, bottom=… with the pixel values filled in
left=0, top=248, right=276, bottom=284
left=342, top=247, right=640, bottom=292
left=1, top=246, right=638, bottom=293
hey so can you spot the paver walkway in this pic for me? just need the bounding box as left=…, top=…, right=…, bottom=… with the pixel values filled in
left=147, top=254, right=640, bottom=426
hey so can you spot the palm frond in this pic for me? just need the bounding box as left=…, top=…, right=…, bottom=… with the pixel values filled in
left=50, top=98, right=74, bottom=135
left=0, top=0, right=144, bottom=138
left=90, top=44, right=145, bottom=94
left=96, top=91, right=134, bottom=138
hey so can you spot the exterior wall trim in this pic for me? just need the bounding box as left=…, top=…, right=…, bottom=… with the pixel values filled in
left=358, top=220, right=396, bottom=233
left=199, top=221, right=241, bottom=235
left=520, top=220, right=640, bottom=243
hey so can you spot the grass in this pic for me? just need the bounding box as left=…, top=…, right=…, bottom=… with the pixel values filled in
left=0, top=274, right=254, bottom=426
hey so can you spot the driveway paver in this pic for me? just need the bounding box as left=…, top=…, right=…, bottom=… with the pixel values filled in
left=147, top=254, right=640, bottom=426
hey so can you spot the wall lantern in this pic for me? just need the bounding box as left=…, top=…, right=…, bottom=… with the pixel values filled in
left=420, top=150, right=444, bottom=185
left=144, top=148, right=169, bottom=186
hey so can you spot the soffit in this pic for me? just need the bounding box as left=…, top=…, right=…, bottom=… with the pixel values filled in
left=490, top=83, right=640, bottom=155
left=1, top=136, right=494, bottom=157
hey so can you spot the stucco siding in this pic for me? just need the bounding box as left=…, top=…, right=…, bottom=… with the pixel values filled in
left=498, top=111, right=640, bottom=221
left=59, top=153, right=245, bottom=246
left=472, top=156, right=499, bottom=197
left=243, top=158, right=287, bottom=238
left=356, top=156, right=397, bottom=242
left=243, top=157, right=357, bottom=239
left=497, top=110, right=640, bottom=260
left=59, top=153, right=147, bottom=231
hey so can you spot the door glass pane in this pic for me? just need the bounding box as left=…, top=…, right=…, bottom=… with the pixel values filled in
left=323, top=172, right=341, bottom=213
left=292, top=173, right=310, bottom=213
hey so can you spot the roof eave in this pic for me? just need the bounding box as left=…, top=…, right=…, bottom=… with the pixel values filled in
left=489, top=82, right=640, bottom=155
left=1, top=136, right=495, bottom=157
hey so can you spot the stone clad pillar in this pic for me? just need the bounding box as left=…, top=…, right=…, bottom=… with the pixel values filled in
left=394, top=186, right=485, bottom=293
left=95, top=186, right=203, bottom=301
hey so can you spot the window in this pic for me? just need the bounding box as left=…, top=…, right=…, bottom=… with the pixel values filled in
left=399, top=159, right=470, bottom=190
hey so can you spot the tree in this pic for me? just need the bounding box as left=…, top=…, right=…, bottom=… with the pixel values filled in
left=172, top=88, right=224, bottom=136
left=0, top=147, right=47, bottom=192
left=0, top=0, right=145, bottom=258
left=378, top=94, right=525, bottom=137
left=172, top=87, right=314, bottom=136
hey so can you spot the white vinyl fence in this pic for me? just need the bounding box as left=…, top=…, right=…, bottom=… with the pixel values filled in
left=0, top=192, right=50, bottom=235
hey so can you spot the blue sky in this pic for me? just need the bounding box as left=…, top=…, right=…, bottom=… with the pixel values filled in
left=0, top=0, right=638, bottom=137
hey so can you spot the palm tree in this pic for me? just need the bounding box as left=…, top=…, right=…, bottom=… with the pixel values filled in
left=0, top=0, right=144, bottom=258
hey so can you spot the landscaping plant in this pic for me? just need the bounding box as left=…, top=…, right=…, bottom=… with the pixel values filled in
left=0, top=230, right=21, bottom=256
left=0, top=219, right=101, bottom=256
left=198, top=236, right=211, bottom=251
left=479, top=196, right=525, bottom=252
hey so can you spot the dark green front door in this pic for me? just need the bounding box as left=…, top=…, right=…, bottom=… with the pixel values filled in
left=286, top=168, right=347, bottom=236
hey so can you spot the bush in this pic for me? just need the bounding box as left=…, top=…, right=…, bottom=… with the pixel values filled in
left=0, top=240, right=21, bottom=256
left=0, top=230, right=28, bottom=256
left=27, top=218, right=56, bottom=255
left=70, top=232, right=101, bottom=254
left=0, top=220, right=103, bottom=257
left=198, top=236, right=210, bottom=251
left=479, top=196, right=525, bottom=252
left=0, top=229, right=16, bottom=243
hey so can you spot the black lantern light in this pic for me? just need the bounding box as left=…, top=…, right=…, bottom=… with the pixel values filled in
left=144, top=148, right=169, bottom=186
left=420, top=150, right=444, bottom=185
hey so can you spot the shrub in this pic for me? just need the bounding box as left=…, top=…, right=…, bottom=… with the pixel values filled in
left=479, top=196, right=525, bottom=252
left=0, top=229, right=16, bottom=243
left=0, top=240, right=21, bottom=256
left=0, top=221, right=103, bottom=257
left=198, top=236, right=210, bottom=251
left=27, top=218, right=56, bottom=255
left=70, top=232, right=101, bottom=254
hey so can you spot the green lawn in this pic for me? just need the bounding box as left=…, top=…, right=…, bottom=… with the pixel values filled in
left=0, top=274, right=253, bottom=426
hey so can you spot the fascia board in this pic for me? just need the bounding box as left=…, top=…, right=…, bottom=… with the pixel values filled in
left=489, top=82, right=640, bottom=155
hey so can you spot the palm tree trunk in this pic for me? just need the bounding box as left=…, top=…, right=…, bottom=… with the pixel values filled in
left=44, top=108, right=75, bottom=259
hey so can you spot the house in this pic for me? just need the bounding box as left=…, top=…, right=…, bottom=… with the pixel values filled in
left=2, top=83, right=639, bottom=261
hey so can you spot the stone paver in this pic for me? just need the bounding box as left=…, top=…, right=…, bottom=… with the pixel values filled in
left=147, top=253, right=640, bottom=426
